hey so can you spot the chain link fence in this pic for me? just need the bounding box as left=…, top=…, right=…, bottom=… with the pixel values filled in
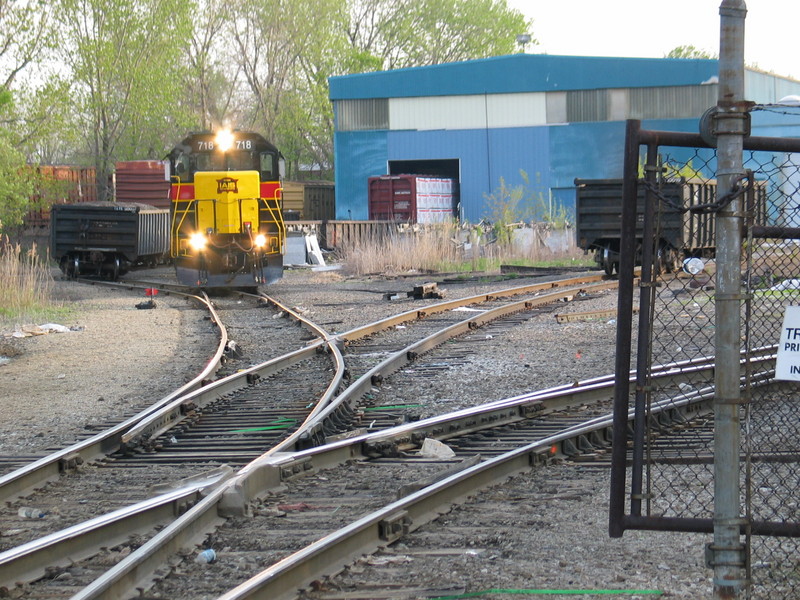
left=609, top=121, right=800, bottom=598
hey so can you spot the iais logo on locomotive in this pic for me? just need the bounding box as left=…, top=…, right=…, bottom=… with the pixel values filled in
left=217, top=176, right=239, bottom=194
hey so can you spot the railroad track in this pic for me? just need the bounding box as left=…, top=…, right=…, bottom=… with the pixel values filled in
left=129, top=349, right=776, bottom=600
left=1, top=271, right=768, bottom=598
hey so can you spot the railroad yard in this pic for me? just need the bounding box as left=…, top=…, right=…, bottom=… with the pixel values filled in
left=0, top=266, right=714, bottom=598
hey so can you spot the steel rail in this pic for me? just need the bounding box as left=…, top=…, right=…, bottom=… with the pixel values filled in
left=293, top=278, right=621, bottom=449
left=118, top=294, right=344, bottom=449
left=68, top=345, right=775, bottom=600
left=0, top=274, right=634, bottom=594
left=0, top=467, right=234, bottom=587
left=63, top=276, right=620, bottom=598
left=334, top=272, right=609, bottom=343
left=218, top=373, right=777, bottom=600
left=3, top=337, right=772, bottom=592
left=0, top=290, right=227, bottom=505
left=122, top=274, right=615, bottom=450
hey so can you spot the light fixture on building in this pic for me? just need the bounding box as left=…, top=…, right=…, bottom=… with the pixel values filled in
left=516, top=34, right=531, bottom=53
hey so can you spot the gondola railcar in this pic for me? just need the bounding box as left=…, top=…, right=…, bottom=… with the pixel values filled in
left=168, top=130, right=286, bottom=288
left=576, top=178, right=720, bottom=275
left=51, top=202, right=170, bottom=280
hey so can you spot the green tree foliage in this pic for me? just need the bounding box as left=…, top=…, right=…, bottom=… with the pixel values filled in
left=347, top=0, right=532, bottom=70
left=0, top=1, right=57, bottom=228
left=227, top=0, right=349, bottom=178
left=0, top=1, right=54, bottom=89
left=54, top=0, right=194, bottom=200
left=0, top=134, right=38, bottom=232
left=666, top=45, right=717, bottom=59
left=1, top=0, right=534, bottom=211
left=184, top=0, right=242, bottom=131
left=483, top=170, right=573, bottom=244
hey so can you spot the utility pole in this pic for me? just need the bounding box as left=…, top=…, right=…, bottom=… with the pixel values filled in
left=712, top=1, right=748, bottom=597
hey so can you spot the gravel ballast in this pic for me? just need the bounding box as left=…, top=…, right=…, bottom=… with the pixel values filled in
left=0, top=267, right=716, bottom=597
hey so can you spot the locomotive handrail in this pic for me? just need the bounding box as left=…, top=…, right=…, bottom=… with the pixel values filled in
left=259, top=189, right=287, bottom=254
left=169, top=189, right=196, bottom=258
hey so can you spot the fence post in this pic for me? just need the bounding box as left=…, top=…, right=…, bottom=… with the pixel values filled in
left=713, top=1, right=748, bottom=597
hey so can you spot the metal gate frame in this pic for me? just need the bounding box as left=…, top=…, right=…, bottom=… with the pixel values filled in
left=609, top=119, right=800, bottom=538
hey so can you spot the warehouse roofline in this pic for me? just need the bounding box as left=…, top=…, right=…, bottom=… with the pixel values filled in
left=329, top=54, right=721, bottom=100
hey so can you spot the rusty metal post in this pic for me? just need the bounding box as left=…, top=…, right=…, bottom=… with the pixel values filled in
left=712, top=1, right=748, bottom=597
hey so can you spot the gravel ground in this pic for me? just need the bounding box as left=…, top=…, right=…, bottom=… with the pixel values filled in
left=0, top=266, right=716, bottom=598
left=0, top=276, right=219, bottom=457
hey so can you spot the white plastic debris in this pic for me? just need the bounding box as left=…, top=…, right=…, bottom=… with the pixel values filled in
left=770, top=279, right=800, bottom=291
left=420, top=438, right=456, bottom=459
left=9, top=323, right=72, bottom=338
left=195, top=548, right=216, bottom=564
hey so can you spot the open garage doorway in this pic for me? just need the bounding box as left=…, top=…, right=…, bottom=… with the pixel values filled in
left=388, top=159, right=461, bottom=221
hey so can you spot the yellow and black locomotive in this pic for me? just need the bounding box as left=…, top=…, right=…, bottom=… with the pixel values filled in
left=168, top=130, right=286, bottom=288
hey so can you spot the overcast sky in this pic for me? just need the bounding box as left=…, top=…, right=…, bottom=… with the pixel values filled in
left=507, top=1, right=798, bottom=80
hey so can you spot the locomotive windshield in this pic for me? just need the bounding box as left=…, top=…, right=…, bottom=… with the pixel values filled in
left=170, top=131, right=281, bottom=183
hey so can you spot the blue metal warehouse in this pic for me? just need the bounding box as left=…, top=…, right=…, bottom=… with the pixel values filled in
left=328, top=54, right=800, bottom=223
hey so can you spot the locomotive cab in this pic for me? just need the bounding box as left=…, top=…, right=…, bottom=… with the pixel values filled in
left=169, top=130, right=286, bottom=288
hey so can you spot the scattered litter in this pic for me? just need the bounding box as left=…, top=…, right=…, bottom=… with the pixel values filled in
left=0, top=528, right=26, bottom=536
left=305, top=234, right=326, bottom=266
left=7, top=323, right=72, bottom=338
left=276, top=502, right=321, bottom=512
left=366, top=555, right=413, bottom=566
left=385, top=283, right=445, bottom=301
left=771, top=279, right=800, bottom=291
left=419, top=438, right=456, bottom=459
left=18, top=507, right=46, bottom=519
left=39, top=323, right=71, bottom=333
left=195, top=548, right=217, bottom=564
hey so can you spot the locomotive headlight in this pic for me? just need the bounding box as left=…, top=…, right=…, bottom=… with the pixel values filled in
left=189, top=232, right=207, bottom=251
left=215, top=129, right=234, bottom=152
left=254, top=233, right=267, bottom=248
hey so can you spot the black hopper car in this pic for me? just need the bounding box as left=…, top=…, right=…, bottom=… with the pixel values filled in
left=51, top=202, right=170, bottom=280
left=575, top=178, right=728, bottom=275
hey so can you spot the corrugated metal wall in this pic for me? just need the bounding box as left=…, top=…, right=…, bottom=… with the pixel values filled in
left=336, top=99, right=389, bottom=131
left=629, top=85, right=718, bottom=121
left=331, top=58, right=800, bottom=224
left=390, top=93, right=548, bottom=131
left=337, top=85, right=723, bottom=132
left=745, top=70, right=800, bottom=104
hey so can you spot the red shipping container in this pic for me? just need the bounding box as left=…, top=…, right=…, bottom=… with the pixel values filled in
left=115, top=160, right=171, bottom=209
left=24, top=165, right=98, bottom=228
left=368, top=175, right=455, bottom=223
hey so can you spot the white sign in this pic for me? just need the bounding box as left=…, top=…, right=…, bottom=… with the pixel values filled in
left=775, top=306, right=800, bottom=380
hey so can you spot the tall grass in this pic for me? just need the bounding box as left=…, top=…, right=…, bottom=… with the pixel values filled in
left=337, top=223, right=590, bottom=277
left=337, top=223, right=463, bottom=276
left=0, top=237, right=56, bottom=324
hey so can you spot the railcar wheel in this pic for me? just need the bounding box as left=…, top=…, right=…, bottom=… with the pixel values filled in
left=656, top=244, right=678, bottom=275
left=602, top=245, right=616, bottom=276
